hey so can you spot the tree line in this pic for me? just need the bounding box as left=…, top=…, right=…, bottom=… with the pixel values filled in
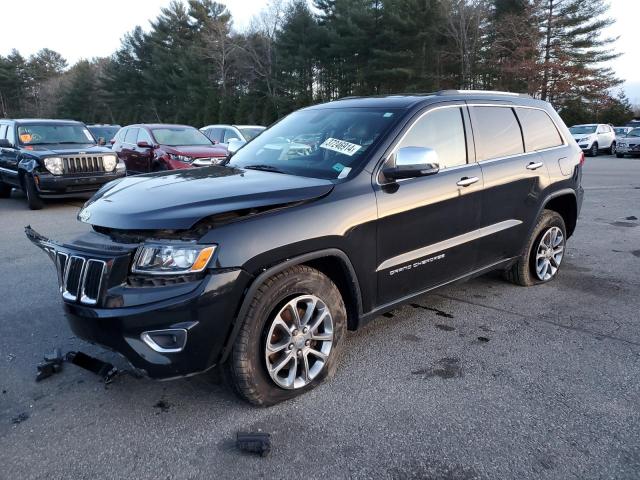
left=0, top=0, right=636, bottom=128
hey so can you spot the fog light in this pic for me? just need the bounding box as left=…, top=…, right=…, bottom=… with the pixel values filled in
left=141, top=329, right=187, bottom=353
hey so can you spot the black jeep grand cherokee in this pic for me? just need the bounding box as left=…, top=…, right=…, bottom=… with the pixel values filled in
left=0, top=119, right=126, bottom=209
left=27, top=91, right=583, bottom=405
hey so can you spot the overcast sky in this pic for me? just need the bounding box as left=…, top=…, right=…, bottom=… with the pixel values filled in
left=1, top=0, right=639, bottom=102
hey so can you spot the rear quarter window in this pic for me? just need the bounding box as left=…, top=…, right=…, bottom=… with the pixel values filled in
left=515, top=108, right=563, bottom=151
left=469, top=106, right=524, bottom=161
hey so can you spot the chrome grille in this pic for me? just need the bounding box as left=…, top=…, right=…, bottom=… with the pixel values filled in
left=62, top=156, right=105, bottom=174
left=58, top=253, right=106, bottom=305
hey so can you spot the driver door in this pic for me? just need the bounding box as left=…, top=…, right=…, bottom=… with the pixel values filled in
left=374, top=105, right=484, bottom=305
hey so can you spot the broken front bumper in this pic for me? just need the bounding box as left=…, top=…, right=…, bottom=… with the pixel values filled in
left=25, top=226, right=252, bottom=378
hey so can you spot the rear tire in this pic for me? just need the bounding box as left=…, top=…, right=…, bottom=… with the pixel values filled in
left=610, top=142, right=616, bottom=155
left=504, top=210, right=566, bottom=287
left=223, top=265, right=346, bottom=406
left=24, top=174, right=44, bottom=210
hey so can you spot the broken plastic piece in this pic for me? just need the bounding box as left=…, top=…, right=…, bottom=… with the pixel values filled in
left=66, top=351, right=119, bottom=384
left=236, top=432, right=271, bottom=457
left=36, top=348, right=65, bottom=381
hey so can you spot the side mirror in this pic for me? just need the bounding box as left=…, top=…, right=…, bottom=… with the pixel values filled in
left=109, top=138, right=116, bottom=145
left=382, top=146, right=440, bottom=180
left=137, top=140, right=153, bottom=149
left=227, top=138, right=246, bottom=155
left=0, top=139, right=13, bottom=148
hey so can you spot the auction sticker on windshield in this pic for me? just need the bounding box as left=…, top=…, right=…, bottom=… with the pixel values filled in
left=320, top=138, right=362, bottom=156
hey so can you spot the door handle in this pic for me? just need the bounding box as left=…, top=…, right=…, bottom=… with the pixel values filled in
left=456, top=176, right=479, bottom=187
left=526, top=161, right=544, bottom=170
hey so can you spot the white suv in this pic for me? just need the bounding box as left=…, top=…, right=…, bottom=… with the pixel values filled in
left=569, top=124, right=616, bottom=156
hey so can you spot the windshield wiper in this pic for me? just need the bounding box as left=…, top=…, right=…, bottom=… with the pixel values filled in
left=57, top=141, right=91, bottom=145
left=242, top=164, right=288, bottom=174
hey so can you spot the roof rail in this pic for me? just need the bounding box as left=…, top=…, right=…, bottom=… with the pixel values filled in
left=437, top=89, right=531, bottom=98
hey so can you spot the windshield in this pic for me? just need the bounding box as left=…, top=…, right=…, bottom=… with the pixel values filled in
left=229, top=108, right=401, bottom=179
left=239, top=127, right=265, bottom=141
left=88, top=126, right=120, bottom=141
left=151, top=127, right=213, bottom=146
left=569, top=125, right=597, bottom=135
left=17, top=124, right=95, bottom=145
left=627, top=128, right=640, bottom=137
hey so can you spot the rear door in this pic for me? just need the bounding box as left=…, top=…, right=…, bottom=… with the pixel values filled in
left=469, top=105, right=553, bottom=267
left=374, top=104, right=483, bottom=305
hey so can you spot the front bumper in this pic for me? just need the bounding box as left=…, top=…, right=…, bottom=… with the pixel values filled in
left=64, top=269, right=251, bottom=378
left=26, top=227, right=253, bottom=379
left=616, top=144, right=640, bottom=154
left=35, top=170, right=126, bottom=196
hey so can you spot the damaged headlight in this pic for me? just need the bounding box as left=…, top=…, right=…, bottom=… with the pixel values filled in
left=44, top=157, right=64, bottom=175
left=168, top=153, right=192, bottom=163
left=132, top=244, right=216, bottom=275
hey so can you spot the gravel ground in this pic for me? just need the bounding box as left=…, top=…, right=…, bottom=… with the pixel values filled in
left=1, top=155, right=639, bottom=480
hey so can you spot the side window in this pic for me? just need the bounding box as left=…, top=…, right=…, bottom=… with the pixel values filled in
left=469, top=106, right=524, bottom=161
left=397, top=107, right=467, bottom=169
left=597, top=125, right=605, bottom=134
left=0, top=125, right=7, bottom=139
left=6, top=125, right=16, bottom=145
left=114, top=128, right=125, bottom=142
left=515, top=108, right=563, bottom=151
left=124, top=128, right=138, bottom=144
left=137, top=129, right=153, bottom=144
left=223, top=128, right=241, bottom=143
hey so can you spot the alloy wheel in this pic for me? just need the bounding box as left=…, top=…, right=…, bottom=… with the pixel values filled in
left=535, top=226, right=565, bottom=281
left=264, top=295, right=333, bottom=389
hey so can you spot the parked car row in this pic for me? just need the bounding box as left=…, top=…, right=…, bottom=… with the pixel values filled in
left=569, top=122, right=640, bottom=158
left=0, top=118, right=266, bottom=209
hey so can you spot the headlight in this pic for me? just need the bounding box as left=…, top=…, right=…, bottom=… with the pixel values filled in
left=132, top=244, right=216, bottom=275
left=44, top=157, right=64, bottom=175
left=102, top=154, right=118, bottom=172
left=168, top=153, right=192, bottom=162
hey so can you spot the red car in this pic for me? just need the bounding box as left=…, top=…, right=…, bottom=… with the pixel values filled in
left=112, top=124, right=228, bottom=174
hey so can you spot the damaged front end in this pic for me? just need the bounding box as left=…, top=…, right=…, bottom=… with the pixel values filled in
left=25, top=225, right=252, bottom=379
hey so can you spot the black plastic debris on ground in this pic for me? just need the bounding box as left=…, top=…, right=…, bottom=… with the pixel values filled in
left=36, top=348, right=64, bottom=381
left=35, top=348, right=119, bottom=384
left=237, top=432, right=271, bottom=457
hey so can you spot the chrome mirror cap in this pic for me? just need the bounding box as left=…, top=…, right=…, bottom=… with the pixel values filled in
left=383, top=146, right=440, bottom=180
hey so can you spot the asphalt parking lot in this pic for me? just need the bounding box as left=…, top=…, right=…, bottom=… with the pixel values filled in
left=1, top=155, right=639, bottom=480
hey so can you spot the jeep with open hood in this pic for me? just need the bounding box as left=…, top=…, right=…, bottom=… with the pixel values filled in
left=27, top=91, right=583, bottom=405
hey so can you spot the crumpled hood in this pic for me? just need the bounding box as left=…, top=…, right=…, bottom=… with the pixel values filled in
left=163, top=144, right=227, bottom=158
left=81, top=166, right=334, bottom=230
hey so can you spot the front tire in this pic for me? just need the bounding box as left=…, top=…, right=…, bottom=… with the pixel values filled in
left=589, top=143, right=599, bottom=157
left=504, top=210, right=566, bottom=286
left=24, top=175, right=44, bottom=210
left=224, top=265, right=346, bottom=406
left=0, top=181, right=11, bottom=198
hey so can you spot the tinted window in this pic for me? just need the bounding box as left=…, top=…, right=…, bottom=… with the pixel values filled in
left=398, top=107, right=467, bottom=169
left=469, top=106, right=524, bottom=161
left=516, top=108, right=563, bottom=151
left=124, top=128, right=138, bottom=144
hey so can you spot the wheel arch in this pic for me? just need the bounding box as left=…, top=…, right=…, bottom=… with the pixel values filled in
left=541, top=189, right=578, bottom=238
left=219, top=248, right=363, bottom=364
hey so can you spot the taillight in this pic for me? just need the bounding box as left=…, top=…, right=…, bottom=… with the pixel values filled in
left=579, top=152, right=585, bottom=166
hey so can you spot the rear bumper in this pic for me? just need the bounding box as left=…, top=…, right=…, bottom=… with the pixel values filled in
left=63, top=269, right=252, bottom=379
left=35, top=171, right=125, bottom=196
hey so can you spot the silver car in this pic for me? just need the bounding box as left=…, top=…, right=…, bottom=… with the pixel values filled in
left=616, top=128, right=640, bottom=157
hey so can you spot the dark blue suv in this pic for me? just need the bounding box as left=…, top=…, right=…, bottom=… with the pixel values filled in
left=0, top=119, right=126, bottom=209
